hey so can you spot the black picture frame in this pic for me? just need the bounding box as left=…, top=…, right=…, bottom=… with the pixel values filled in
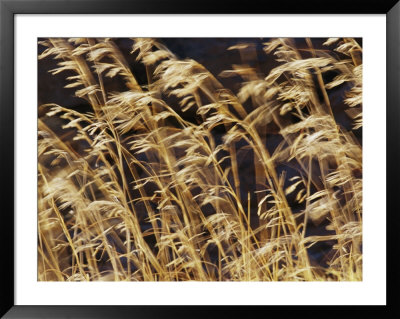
left=1, top=0, right=399, bottom=318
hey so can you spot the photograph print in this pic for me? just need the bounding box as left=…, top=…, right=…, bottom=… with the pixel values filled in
left=38, top=37, right=362, bottom=282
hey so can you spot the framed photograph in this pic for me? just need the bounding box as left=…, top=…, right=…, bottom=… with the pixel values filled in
left=1, top=0, right=398, bottom=317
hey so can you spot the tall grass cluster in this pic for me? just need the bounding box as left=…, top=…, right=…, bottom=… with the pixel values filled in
left=38, top=38, right=362, bottom=281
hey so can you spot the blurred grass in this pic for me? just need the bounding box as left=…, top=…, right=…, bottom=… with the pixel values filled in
left=38, top=38, right=362, bottom=281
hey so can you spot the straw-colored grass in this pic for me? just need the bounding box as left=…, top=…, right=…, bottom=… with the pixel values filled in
left=38, top=38, right=362, bottom=281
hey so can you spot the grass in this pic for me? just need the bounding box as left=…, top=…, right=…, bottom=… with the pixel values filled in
left=38, top=37, right=362, bottom=281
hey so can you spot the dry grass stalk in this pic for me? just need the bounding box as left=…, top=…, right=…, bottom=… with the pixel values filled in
left=38, top=37, right=362, bottom=281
